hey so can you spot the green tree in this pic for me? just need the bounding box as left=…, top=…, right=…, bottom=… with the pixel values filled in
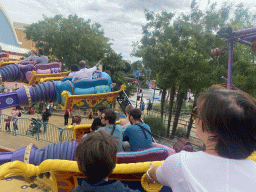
left=25, top=14, right=111, bottom=70
left=102, top=51, right=136, bottom=97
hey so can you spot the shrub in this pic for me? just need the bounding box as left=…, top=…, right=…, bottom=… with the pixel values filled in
left=143, top=115, right=166, bottom=136
left=153, top=100, right=194, bottom=113
left=175, top=127, right=187, bottom=138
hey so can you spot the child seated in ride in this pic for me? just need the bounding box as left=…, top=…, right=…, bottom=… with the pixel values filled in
left=71, top=130, right=139, bottom=192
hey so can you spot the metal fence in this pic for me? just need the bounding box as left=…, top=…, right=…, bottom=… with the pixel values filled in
left=143, top=110, right=205, bottom=151
left=0, top=110, right=203, bottom=150
left=0, top=114, right=74, bottom=143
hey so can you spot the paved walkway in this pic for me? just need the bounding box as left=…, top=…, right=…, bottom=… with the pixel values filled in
left=0, top=132, right=50, bottom=151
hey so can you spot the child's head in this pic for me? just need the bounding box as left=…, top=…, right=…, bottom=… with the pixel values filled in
left=74, top=130, right=118, bottom=184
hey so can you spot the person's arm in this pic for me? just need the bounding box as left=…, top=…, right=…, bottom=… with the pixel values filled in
left=88, top=66, right=97, bottom=73
left=146, top=165, right=160, bottom=183
left=95, top=60, right=101, bottom=68
left=122, top=128, right=130, bottom=141
left=119, top=119, right=126, bottom=126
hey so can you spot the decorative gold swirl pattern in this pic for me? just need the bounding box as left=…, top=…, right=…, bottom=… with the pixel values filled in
left=23, top=143, right=33, bottom=164
left=24, top=85, right=32, bottom=107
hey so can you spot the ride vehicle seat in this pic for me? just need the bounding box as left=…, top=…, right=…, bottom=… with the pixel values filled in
left=116, top=143, right=176, bottom=163
left=17, top=60, right=36, bottom=65
left=24, top=62, right=62, bottom=82
left=35, top=62, right=62, bottom=74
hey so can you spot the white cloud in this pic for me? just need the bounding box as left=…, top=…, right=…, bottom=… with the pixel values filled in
left=1, top=0, right=256, bottom=62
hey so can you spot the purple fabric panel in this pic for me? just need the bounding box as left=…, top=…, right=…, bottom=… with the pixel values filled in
left=36, top=69, right=51, bottom=74
left=29, top=145, right=38, bottom=164
left=152, top=143, right=176, bottom=156
left=25, top=71, right=33, bottom=82
left=71, top=140, right=78, bottom=160
left=11, top=146, right=27, bottom=162
left=18, top=60, right=36, bottom=65
left=35, top=62, right=62, bottom=70
left=16, top=87, right=29, bottom=106
left=0, top=92, right=20, bottom=110
left=116, top=149, right=168, bottom=163
left=51, top=68, right=61, bottom=73
left=0, top=152, right=13, bottom=165
left=17, top=72, right=25, bottom=82
left=19, top=64, right=35, bottom=73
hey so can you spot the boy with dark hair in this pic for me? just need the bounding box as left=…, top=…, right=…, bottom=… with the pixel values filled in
left=69, top=64, right=80, bottom=76
left=71, top=130, right=139, bottom=192
left=123, top=109, right=153, bottom=151
left=98, top=109, right=123, bottom=151
left=91, top=105, right=108, bottom=131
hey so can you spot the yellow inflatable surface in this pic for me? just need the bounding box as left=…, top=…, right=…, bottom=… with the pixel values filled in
left=0, top=159, right=164, bottom=192
left=248, top=152, right=256, bottom=161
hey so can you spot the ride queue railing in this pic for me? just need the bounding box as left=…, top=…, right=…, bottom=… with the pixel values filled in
left=0, top=114, right=74, bottom=143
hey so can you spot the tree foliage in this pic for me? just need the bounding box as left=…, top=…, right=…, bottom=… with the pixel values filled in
left=25, top=14, right=111, bottom=69
left=133, top=1, right=256, bottom=137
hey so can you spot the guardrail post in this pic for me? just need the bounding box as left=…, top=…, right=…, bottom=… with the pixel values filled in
left=36, top=122, right=41, bottom=141
left=59, top=129, right=63, bottom=142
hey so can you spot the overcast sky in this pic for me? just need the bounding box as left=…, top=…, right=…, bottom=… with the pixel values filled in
left=1, top=0, right=256, bottom=63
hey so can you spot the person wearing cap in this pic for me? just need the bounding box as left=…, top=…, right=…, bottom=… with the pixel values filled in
left=23, top=50, right=38, bottom=61
left=71, top=60, right=101, bottom=83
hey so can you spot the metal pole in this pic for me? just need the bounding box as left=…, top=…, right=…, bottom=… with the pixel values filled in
left=227, top=41, right=233, bottom=90
left=233, top=27, right=256, bottom=36
left=135, top=86, right=138, bottom=108
left=153, top=85, right=156, bottom=103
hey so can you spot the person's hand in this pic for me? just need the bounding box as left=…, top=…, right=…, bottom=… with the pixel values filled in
left=146, top=163, right=155, bottom=183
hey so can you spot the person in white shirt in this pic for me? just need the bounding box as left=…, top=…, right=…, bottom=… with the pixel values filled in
left=72, top=60, right=101, bottom=83
left=146, top=85, right=256, bottom=192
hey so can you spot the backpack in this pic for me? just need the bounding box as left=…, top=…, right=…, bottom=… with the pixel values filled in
left=18, top=112, right=21, bottom=117
left=173, top=138, right=194, bottom=153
